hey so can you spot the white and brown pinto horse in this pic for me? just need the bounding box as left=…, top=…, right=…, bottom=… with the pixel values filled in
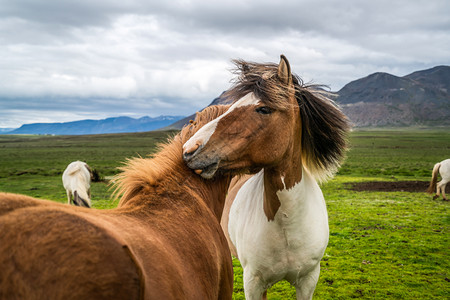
left=183, top=55, right=350, bottom=300
left=427, top=158, right=450, bottom=201
left=0, top=105, right=261, bottom=300
left=62, top=160, right=92, bottom=207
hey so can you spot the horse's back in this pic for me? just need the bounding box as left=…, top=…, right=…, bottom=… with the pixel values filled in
left=0, top=192, right=55, bottom=216
left=63, top=161, right=89, bottom=175
left=0, top=198, right=142, bottom=300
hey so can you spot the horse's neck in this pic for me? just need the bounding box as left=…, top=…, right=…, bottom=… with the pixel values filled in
left=188, top=174, right=232, bottom=221
left=117, top=143, right=231, bottom=222
left=277, top=168, right=323, bottom=210
left=263, top=168, right=320, bottom=207
left=141, top=167, right=231, bottom=222
left=262, top=138, right=303, bottom=220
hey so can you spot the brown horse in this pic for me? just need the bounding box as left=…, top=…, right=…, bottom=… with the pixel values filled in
left=0, top=105, right=240, bottom=300
left=182, top=55, right=350, bottom=300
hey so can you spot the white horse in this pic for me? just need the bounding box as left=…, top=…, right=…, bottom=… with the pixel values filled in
left=62, top=161, right=92, bottom=207
left=427, top=158, right=450, bottom=201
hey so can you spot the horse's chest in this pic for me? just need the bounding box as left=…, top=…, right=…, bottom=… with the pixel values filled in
left=231, top=172, right=329, bottom=273
left=272, top=211, right=324, bottom=254
left=255, top=215, right=325, bottom=279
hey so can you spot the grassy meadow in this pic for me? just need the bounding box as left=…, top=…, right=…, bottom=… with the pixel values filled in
left=0, top=129, right=449, bottom=299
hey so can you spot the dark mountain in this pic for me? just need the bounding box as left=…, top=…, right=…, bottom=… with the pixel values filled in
left=335, top=66, right=450, bottom=127
left=404, top=66, right=450, bottom=91
left=6, top=115, right=185, bottom=135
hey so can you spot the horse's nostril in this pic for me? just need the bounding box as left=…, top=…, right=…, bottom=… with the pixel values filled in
left=183, top=142, right=201, bottom=160
left=183, top=151, right=192, bottom=160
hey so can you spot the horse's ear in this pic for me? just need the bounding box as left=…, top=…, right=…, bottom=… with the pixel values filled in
left=278, top=55, right=292, bottom=85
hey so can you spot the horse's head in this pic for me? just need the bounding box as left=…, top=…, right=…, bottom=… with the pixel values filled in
left=182, top=55, right=301, bottom=179
left=183, top=55, right=349, bottom=181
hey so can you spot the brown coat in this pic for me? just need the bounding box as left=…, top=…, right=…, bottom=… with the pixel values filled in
left=0, top=105, right=233, bottom=300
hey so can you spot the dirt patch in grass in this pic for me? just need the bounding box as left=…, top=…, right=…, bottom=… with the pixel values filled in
left=347, top=181, right=450, bottom=193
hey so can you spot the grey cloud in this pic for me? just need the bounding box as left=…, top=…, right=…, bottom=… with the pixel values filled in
left=0, top=0, right=448, bottom=128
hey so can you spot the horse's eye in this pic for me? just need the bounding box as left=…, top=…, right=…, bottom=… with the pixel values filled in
left=255, top=106, right=272, bottom=115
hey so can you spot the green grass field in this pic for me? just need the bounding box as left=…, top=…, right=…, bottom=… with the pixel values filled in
left=0, top=129, right=449, bottom=299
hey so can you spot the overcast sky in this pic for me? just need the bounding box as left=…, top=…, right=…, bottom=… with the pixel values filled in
left=1, top=0, right=449, bottom=128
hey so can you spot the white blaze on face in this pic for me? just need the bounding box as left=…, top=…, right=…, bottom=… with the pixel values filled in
left=183, top=92, right=260, bottom=153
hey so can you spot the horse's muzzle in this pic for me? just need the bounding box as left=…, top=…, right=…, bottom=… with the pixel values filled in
left=183, top=145, right=220, bottom=179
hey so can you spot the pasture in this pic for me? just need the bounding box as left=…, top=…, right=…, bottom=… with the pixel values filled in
left=0, top=129, right=449, bottom=299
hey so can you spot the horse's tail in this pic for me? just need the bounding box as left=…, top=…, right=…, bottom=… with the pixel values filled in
left=73, top=191, right=91, bottom=208
left=427, top=162, right=441, bottom=194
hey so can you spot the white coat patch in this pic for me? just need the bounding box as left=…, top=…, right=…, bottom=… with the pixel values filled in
left=183, top=92, right=260, bottom=152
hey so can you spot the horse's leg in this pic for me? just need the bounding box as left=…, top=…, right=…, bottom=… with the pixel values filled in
left=433, top=181, right=443, bottom=200
left=436, top=181, right=445, bottom=200
left=243, top=268, right=267, bottom=300
left=440, top=181, right=448, bottom=201
left=66, top=190, right=72, bottom=204
left=294, top=264, right=320, bottom=300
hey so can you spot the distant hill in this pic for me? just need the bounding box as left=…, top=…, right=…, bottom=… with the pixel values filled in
left=168, top=65, right=450, bottom=129
left=5, top=115, right=185, bottom=135
left=0, top=128, right=14, bottom=133
left=336, top=66, right=450, bottom=127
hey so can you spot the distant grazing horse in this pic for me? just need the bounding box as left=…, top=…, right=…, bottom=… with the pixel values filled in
left=427, top=158, right=450, bottom=201
left=183, top=55, right=350, bottom=300
left=0, top=104, right=270, bottom=299
left=62, top=161, right=92, bottom=207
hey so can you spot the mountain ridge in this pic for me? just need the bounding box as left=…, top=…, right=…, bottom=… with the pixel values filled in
left=336, top=65, right=450, bottom=127
left=4, top=115, right=185, bottom=135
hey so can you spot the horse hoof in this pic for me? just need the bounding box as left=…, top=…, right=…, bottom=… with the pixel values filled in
left=433, top=195, right=439, bottom=200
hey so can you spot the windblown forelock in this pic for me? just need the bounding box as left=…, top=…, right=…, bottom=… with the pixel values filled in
left=224, top=59, right=294, bottom=110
